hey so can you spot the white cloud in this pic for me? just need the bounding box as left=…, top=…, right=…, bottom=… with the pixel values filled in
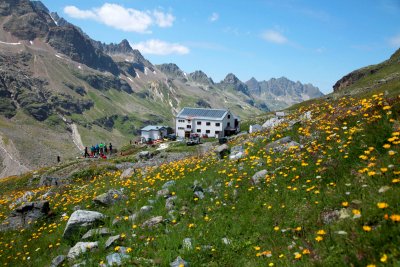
left=209, top=12, right=219, bottom=22
left=261, top=30, right=288, bottom=44
left=153, top=10, right=175, bottom=27
left=64, top=6, right=96, bottom=19
left=131, top=39, right=189, bottom=55
left=63, top=3, right=175, bottom=33
left=388, top=34, right=400, bottom=47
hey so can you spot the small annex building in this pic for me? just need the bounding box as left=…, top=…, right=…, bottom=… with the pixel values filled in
left=175, top=107, right=240, bottom=138
left=140, top=125, right=169, bottom=143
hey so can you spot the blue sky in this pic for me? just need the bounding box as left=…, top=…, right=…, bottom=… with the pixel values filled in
left=41, top=0, right=400, bottom=93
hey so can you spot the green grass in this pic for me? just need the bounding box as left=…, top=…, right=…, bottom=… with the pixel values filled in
left=0, top=91, right=399, bottom=266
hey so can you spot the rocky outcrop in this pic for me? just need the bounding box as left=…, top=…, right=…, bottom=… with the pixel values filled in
left=333, top=67, right=380, bottom=92
left=156, top=63, right=186, bottom=80
left=219, top=73, right=249, bottom=95
left=2, top=0, right=55, bottom=40
left=215, top=144, right=230, bottom=159
left=74, top=73, right=132, bottom=93
left=189, top=70, right=214, bottom=85
left=101, top=39, right=134, bottom=54
left=63, top=210, right=106, bottom=240
left=46, top=26, right=120, bottom=75
left=266, top=136, right=301, bottom=153
left=93, top=189, right=127, bottom=206
left=0, top=201, right=50, bottom=231
left=67, top=241, right=98, bottom=259
left=251, top=170, right=268, bottom=185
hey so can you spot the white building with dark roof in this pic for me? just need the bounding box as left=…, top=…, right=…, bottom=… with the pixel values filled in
left=175, top=107, right=240, bottom=138
left=140, top=125, right=168, bottom=143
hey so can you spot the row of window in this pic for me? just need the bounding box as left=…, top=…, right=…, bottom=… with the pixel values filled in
left=197, top=130, right=220, bottom=134
left=177, top=120, right=222, bottom=127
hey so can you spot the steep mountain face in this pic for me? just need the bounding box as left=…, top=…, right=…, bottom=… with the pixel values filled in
left=246, top=77, right=323, bottom=110
left=156, top=63, right=186, bottom=80
left=188, top=70, right=214, bottom=85
left=46, top=26, right=120, bottom=75
left=218, top=73, right=250, bottom=95
left=333, top=48, right=400, bottom=93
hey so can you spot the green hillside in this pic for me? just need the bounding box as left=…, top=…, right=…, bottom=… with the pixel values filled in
left=0, top=85, right=399, bottom=266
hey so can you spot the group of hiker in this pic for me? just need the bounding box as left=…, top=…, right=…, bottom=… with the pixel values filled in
left=84, top=142, right=113, bottom=159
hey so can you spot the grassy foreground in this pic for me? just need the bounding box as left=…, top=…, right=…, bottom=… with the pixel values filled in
left=0, top=92, right=399, bottom=266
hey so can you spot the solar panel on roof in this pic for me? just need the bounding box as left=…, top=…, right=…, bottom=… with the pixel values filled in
left=179, top=108, right=227, bottom=119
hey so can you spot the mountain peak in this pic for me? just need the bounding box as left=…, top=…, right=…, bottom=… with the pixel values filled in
left=189, top=70, right=214, bottom=85
left=156, top=63, right=186, bottom=80
left=223, top=73, right=241, bottom=84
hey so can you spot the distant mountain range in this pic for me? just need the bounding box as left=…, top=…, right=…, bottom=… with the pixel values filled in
left=0, top=0, right=323, bottom=178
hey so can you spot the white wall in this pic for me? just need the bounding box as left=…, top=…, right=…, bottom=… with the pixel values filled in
left=176, top=117, right=224, bottom=138
left=141, top=129, right=165, bottom=141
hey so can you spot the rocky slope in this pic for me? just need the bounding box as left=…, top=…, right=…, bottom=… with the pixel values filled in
left=333, top=48, right=400, bottom=94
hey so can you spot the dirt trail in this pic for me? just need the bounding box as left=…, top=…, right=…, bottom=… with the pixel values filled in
left=0, top=135, right=29, bottom=178
left=71, top=123, right=84, bottom=151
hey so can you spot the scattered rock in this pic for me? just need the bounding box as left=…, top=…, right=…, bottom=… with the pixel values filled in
left=0, top=201, right=50, bottom=231
left=183, top=238, right=193, bottom=250
left=262, top=117, right=284, bottom=129
left=166, top=196, right=177, bottom=211
left=120, top=168, right=135, bottom=179
left=339, top=209, right=350, bottom=219
left=82, top=228, right=112, bottom=240
left=39, top=176, right=70, bottom=187
left=10, top=191, right=35, bottom=207
left=116, top=162, right=135, bottom=170
left=106, top=252, right=130, bottom=266
left=162, top=180, right=176, bottom=189
left=93, top=189, right=127, bottom=206
left=194, top=191, right=205, bottom=199
left=50, top=255, right=66, bottom=267
left=321, top=210, right=340, bottom=224
left=105, top=235, right=121, bottom=249
left=266, top=136, right=300, bottom=153
left=137, top=151, right=151, bottom=160
left=142, top=216, right=163, bottom=228
left=157, top=188, right=170, bottom=198
left=215, top=144, right=230, bottom=159
left=379, top=186, right=391, bottom=193
left=251, top=170, right=268, bottom=185
left=140, top=206, right=153, bottom=214
left=63, top=210, right=106, bottom=240
left=249, top=124, right=262, bottom=133
left=170, top=256, right=188, bottom=267
left=128, top=213, right=138, bottom=222
left=67, top=241, right=98, bottom=259
left=222, top=237, right=231, bottom=245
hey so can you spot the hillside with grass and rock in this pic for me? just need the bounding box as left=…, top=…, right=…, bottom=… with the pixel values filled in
left=0, top=0, right=323, bottom=178
left=0, top=45, right=399, bottom=266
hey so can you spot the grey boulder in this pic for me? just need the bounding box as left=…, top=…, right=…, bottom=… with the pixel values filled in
left=93, top=189, right=127, bottom=206
left=67, top=241, right=98, bottom=259
left=63, top=210, right=106, bottom=240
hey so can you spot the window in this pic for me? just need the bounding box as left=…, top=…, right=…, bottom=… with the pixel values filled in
left=206, top=122, right=211, bottom=126
left=215, top=131, right=220, bottom=135
left=197, top=129, right=201, bottom=133
left=228, top=115, right=231, bottom=119
left=206, top=130, right=210, bottom=134
left=215, top=122, right=220, bottom=126
left=197, top=121, right=201, bottom=125
left=227, top=122, right=231, bottom=127
left=178, top=119, right=185, bottom=123
left=178, top=127, right=184, bottom=130
left=187, top=125, right=191, bottom=129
